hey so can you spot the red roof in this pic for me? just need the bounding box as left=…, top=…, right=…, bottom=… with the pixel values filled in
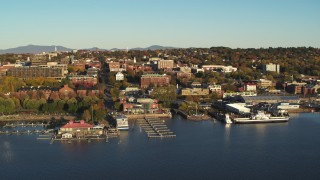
left=61, top=120, right=93, bottom=129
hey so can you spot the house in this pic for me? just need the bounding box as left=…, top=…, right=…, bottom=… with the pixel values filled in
left=116, top=72, right=124, bottom=81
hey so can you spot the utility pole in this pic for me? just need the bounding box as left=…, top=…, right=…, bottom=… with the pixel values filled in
left=91, top=105, right=93, bottom=122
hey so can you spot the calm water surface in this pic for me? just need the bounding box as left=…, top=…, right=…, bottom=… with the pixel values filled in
left=1, top=113, right=320, bottom=180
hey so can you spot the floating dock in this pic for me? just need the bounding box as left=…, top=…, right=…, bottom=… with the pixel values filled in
left=137, top=118, right=176, bottom=138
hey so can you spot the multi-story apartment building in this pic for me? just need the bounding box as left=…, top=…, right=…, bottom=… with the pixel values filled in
left=7, top=66, right=64, bottom=80
left=158, top=60, right=174, bottom=70
left=140, top=74, right=170, bottom=88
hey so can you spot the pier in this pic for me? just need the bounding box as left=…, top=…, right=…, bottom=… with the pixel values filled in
left=0, top=129, right=53, bottom=135
left=137, top=117, right=176, bottom=138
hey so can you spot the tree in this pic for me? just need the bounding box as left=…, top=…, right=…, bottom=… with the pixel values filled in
left=82, top=110, right=91, bottom=122
left=151, top=85, right=177, bottom=108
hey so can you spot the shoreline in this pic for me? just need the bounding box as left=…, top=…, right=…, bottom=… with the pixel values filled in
left=0, top=114, right=76, bottom=122
left=124, top=113, right=172, bottom=120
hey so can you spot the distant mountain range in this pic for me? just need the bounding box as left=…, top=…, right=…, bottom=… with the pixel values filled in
left=0, top=45, right=72, bottom=54
left=0, top=45, right=178, bottom=54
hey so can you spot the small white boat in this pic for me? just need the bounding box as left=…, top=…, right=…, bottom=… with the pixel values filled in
left=224, top=114, right=233, bottom=124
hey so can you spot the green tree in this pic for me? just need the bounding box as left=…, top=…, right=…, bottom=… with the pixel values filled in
left=151, top=85, right=177, bottom=108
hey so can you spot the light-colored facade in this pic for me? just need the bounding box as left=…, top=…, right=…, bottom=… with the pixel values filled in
left=202, top=65, right=237, bottom=73
left=262, top=63, right=280, bottom=73
left=223, top=91, right=257, bottom=98
left=244, top=83, right=257, bottom=92
left=226, top=103, right=251, bottom=114
left=181, top=88, right=209, bottom=96
left=258, top=79, right=274, bottom=88
left=158, top=60, right=174, bottom=69
left=208, top=84, right=222, bottom=94
left=116, top=72, right=124, bottom=81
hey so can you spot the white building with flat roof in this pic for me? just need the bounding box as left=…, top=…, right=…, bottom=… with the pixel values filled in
left=263, top=63, right=280, bottom=73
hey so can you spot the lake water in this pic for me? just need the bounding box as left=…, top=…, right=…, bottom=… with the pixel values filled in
left=1, top=113, right=320, bottom=180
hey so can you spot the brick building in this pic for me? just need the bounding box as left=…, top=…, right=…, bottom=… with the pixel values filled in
left=140, top=74, right=171, bottom=89
left=7, top=66, right=64, bottom=80
left=59, top=84, right=75, bottom=95
left=69, top=76, right=97, bottom=88
left=108, top=62, right=124, bottom=72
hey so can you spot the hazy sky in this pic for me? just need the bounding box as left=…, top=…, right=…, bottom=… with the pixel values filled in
left=0, top=0, right=319, bottom=49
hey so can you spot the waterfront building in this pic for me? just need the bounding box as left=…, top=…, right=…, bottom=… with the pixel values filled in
left=140, top=74, right=170, bottom=89
left=276, top=102, right=300, bottom=110
left=122, top=98, right=159, bottom=114
left=58, top=120, right=94, bottom=138
left=223, top=91, right=257, bottom=98
left=240, top=96, right=300, bottom=104
left=226, top=103, right=251, bottom=114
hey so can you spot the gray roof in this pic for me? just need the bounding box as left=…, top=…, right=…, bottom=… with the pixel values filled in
left=242, top=96, right=299, bottom=101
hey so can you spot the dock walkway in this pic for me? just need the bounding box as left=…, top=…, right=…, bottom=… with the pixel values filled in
left=137, top=117, right=176, bottom=138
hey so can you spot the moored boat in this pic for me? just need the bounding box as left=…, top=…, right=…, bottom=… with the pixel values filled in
left=233, top=111, right=289, bottom=124
left=116, top=115, right=129, bottom=130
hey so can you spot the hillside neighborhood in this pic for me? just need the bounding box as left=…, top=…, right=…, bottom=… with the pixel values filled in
left=0, top=47, right=319, bottom=123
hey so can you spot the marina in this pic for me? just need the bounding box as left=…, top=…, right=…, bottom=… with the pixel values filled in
left=1, top=113, right=320, bottom=180
left=137, top=117, right=176, bottom=138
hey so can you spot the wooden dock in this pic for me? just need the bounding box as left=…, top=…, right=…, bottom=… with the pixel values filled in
left=137, top=117, right=176, bottom=138
left=3, top=122, right=50, bottom=128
